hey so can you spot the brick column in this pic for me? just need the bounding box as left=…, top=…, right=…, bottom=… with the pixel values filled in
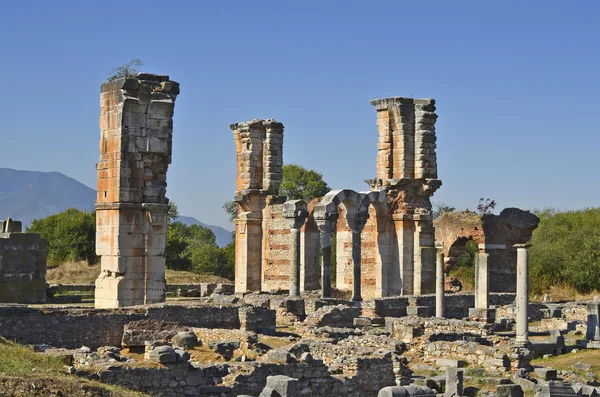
left=95, top=74, right=179, bottom=308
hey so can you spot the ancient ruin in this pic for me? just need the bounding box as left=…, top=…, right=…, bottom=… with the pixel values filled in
left=435, top=209, right=540, bottom=293
left=0, top=218, right=47, bottom=303
left=1, top=82, right=598, bottom=397
left=95, top=73, right=180, bottom=308
left=231, top=97, right=442, bottom=300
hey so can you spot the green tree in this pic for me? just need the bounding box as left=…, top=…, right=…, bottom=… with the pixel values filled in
left=165, top=221, right=193, bottom=271
left=168, top=201, right=179, bottom=225
left=529, top=208, right=600, bottom=294
left=222, top=201, right=238, bottom=223
left=27, top=208, right=97, bottom=265
left=280, top=164, right=330, bottom=201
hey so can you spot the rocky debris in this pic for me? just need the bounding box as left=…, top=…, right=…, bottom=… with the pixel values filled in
left=146, top=345, right=189, bottom=364
left=304, top=304, right=361, bottom=328
left=262, top=349, right=297, bottom=364
left=171, top=331, right=198, bottom=349
left=354, top=317, right=373, bottom=328
left=208, top=340, right=240, bottom=361
left=572, top=362, right=592, bottom=371
left=378, top=385, right=437, bottom=397
left=445, top=277, right=463, bottom=293
left=122, top=319, right=190, bottom=347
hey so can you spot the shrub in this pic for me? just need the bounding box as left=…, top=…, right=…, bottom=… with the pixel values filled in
left=26, top=208, right=97, bottom=265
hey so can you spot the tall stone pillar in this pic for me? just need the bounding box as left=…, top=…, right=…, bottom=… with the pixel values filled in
left=348, top=213, right=369, bottom=302
left=514, top=243, right=532, bottom=346
left=435, top=243, right=445, bottom=318
left=474, top=251, right=489, bottom=309
left=95, top=74, right=179, bottom=308
left=370, top=97, right=441, bottom=297
left=413, top=215, right=436, bottom=295
left=230, top=119, right=284, bottom=294
left=315, top=214, right=338, bottom=298
left=283, top=200, right=308, bottom=297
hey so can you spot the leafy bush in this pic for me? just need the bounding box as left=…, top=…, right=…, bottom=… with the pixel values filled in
left=279, top=164, right=330, bottom=201
left=165, top=221, right=234, bottom=280
left=26, top=208, right=97, bottom=265
left=530, top=208, right=600, bottom=294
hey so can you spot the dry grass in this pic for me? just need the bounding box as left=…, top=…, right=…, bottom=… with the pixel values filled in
left=46, top=261, right=100, bottom=284
left=46, top=261, right=231, bottom=285
left=531, top=349, right=600, bottom=375
left=530, top=283, right=600, bottom=302
left=0, top=337, right=145, bottom=396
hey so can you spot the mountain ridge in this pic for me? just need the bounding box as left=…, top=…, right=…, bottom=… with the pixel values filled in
left=0, top=167, right=232, bottom=246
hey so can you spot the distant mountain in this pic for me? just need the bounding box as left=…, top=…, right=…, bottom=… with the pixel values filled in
left=0, top=167, right=96, bottom=226
left=178, top=216, right=233, bottom=247
left=0, top=168, right=233, bottom=246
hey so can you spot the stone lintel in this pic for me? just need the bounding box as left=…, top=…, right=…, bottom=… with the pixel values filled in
left=393, top=214, right=414, bottom=221
left=513, top=243, right=533, bottom=249
left=478, top=244, right=507, bottom=250
left=370, top=97, right=435, bottom=111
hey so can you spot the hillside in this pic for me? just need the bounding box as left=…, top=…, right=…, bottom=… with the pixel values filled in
left=178, top=216, right=233, bottom=247
left=0, top=167, right=96, bottom=225
left=0, top=168, right=232, bottom=246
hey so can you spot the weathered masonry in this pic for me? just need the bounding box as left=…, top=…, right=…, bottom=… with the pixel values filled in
left=95, top=74, right=180, bottom=308
left=230, top=97, right=441, bottom=300
left=0, top=219, right=47, bottom=304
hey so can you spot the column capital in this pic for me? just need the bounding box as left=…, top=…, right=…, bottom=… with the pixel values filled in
left=513, top=243, right=533, bottom=249
left=282, top=199, right=308, bottom=229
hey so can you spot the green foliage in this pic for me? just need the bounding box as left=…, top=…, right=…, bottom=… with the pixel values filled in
left=167, top=201, right=179, bottom=224
left=530, top=208, right=600, bottom=294
left=165, top=221, right=234, bottom=279
left=280, top=164, right=330, bottom=202
left=26, top=208, right=97, bottom=265
left=223, top=201, right=238, bottom=223
left=449, top=239, right=478, bottom=290
left=107, top=58, right=143, bottom=81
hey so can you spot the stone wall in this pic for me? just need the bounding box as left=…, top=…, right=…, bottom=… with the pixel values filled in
left=371, top=293, right=516, bottom=319
left=0, top=303, right=275, bottom=349
left=88, top=356, right=395, bottom=397
left=95, top=73, right=179, bottom=308
left=0, top=220, right=47, bottom=304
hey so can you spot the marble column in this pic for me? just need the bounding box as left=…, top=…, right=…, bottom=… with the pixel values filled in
left=315, top=214, right=338, bottom=298
left=514, top=243, right=532, bottom=346
left=435, top=242, right=445, bottom=318
left=348, top=213, right=369, bottom=303
left=283, top=200, right=308, bottom=297
left=474, top=251, right=489, bottom=309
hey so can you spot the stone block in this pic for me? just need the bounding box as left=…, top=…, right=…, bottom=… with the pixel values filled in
left=260, top=375, right=299, bottom=397
left=496, top=384, right=524, bottom=397
left=407, top=306, right=434, bottom=317
left=534, top=367, right=558, bottom=381
left=378, top=385, right=437, bottom=397
left=444, top=367, right=463, bottom=397
left=436, top=359, right=466, bottom=368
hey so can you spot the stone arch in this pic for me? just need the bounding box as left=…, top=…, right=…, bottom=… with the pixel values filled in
left=314, top=190, right=369, bottom=297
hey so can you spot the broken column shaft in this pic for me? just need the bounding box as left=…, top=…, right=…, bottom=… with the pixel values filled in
left=514, top=243, right=532, bottom=346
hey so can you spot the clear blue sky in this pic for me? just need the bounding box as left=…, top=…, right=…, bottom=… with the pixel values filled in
left=1, top=1, right=599, bottom=230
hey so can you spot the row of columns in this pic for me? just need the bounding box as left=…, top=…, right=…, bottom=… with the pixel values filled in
left=435, top=243, right=532, bottom=346
left=284, top=201, right=371, bottom=302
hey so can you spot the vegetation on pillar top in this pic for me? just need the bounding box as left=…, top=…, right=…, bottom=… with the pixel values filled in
left=279, top=164, right=331, bottom=202
left=106, top=58, right=143, bottom=82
